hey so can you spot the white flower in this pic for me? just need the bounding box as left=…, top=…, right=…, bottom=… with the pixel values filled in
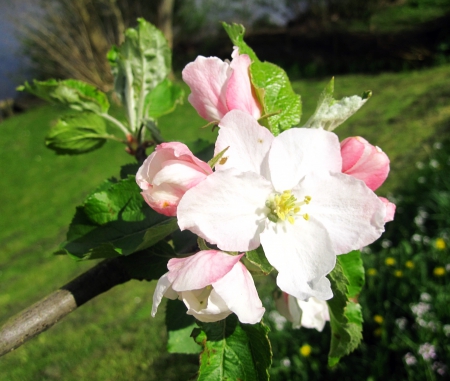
left=418, top=343, right=437, bottom=361
left=178, top=110, right=386, bottom=301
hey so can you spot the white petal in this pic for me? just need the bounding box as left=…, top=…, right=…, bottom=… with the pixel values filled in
left=182, top=289, right=232, bottom=323
left=297, top=297, right=330, bottom=331
left=300, top=172, right=386, bottom=254
left=178, top=169, right=273, bottom=251
left=151, top=273, right=177, bottom=317
left=213, top=261, right=265, bottom=324
left=260, top=219, right=335, bottom=301
left=215, top=110, right=273, bottom=175
left=153, top=160, right=209, bottom=189
left=268, top=128, right=342, bottom=191
left=287, top=294, right=303, bottom=328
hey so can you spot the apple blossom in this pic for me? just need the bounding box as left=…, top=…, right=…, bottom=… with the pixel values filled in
left=275, top=292, right=330, bottom=331
left=182, top=48, right=262, bottom=122
left=151, top=250, right=265, bottom=324
left=340, top=136, right=390, bottom=191
left=136, top=142, right=212, bottom=216
left=178, top=110, right=386, bottom=301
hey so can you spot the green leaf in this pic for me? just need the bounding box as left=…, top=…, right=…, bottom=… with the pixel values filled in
left=245, top=246, right=274, bottom=275
left=57, top=176, right=178, bottom=259
left=303, top=77, right=370, bottom=131
left=222, top=23, right=258, bottom=62
left=120, top=241, right=173, bottom=280
left=45, top=113, right=107, bottom=155
left=222, top=22, right=301, bottom=136
left=327, top=250, right=365, bottom=366
left=18, top=79, right=109, bottom=114
left=109, top=18, right=171, bottom=131
left=194, top=315, right=272, bottom=381
left=145, top=78, right=184, bottom=119
left=166, top=299, right=201, bottom=354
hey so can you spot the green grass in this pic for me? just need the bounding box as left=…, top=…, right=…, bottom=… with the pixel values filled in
left=2, top=66, right=450, bottom=379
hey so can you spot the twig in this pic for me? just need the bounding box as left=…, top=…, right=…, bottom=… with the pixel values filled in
left=0, top=258, right=131, bottom=357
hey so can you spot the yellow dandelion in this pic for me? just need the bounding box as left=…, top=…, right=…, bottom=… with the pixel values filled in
left=394, top=270, right=403, bottom=278
left=385, top=257, right=396, bottom=266
left=405, top=261, right=415, bottom=269
left=299, top=344, right=312, bottom=357
left=367, top=268, right=377, bottom=276
left=435, top=238, right=446, bottom=250
left=433, top=267, right=446, bottom=277
left=374, top=315, right=383, bottom=324
left=374, top=328, right=383, bottom=337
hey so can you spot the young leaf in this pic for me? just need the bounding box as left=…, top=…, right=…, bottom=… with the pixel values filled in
left=303, top=77, right=371, bottom=131
left=222, top=22, right=301, bottom=136
left=45, top=113, right=108, bottom=155
left=245, top=246, right=274, bottom=275
left=18, top=79, right=109, bottom=114
left=166, top=299, right=201, bottom=354
left=56, top=176, right=178, bottom=259
left=327, top=250, right=365, bottom=366
left=109, top=18, right=171, bottom=131
left=145, top=78, right=184, bottom=119
left=194, top=315, right=272, bottom=381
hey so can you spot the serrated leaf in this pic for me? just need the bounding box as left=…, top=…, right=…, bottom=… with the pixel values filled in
left=120, top=241, right=172, bottom=280
left=194, top=315, right=272, bottom=381
left=327, top=251, right=364, bottom=366
left=57, top=176, right=178, bottom=259
left=18, top=79, right=109, bottom=114
left=166, top=299, right=201, bottom=354
left=222, top=22, right=301, bottom=136
left=222, top=23, right=258, bottom=62
left=246, top=246, right=273, bottom=275
left=109, top=18, right=171, bottom=131
left=303, top=77, right=370, bottom=131
left=45, top=113, right=107, bottom=155
left=145, top=78, right=184, bottom=119
left=250, top=61, right=301, bottom=135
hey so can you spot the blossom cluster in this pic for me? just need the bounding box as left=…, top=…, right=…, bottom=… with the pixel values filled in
left=136, top=49, right=395, bottom=327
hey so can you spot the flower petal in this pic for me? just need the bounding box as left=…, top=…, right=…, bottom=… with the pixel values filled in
left=268, top=128, right=342, bottom=191
left=178, top=169, right=273, bottom=251
left=215, top=110, right=274, bottom=174
left=168, top=250, right=244, bottom=291
left=300, top=172, right=386, bottom=254
left=151, top=273, right=178, bottom=317
left=212, top=261, right=265, bottom=324
left=260, top=218, right=335, bottom=301
left=226, top=53, right=262, bottom=119
left=182, top=289, right=232, bottom=322
left=297, top=297, right=330, bottom=331
left=182, top=56, right=230, bottom=121
left=379, top=197, right=396, bottom=222
left=153, top=160, right=210, bottom=189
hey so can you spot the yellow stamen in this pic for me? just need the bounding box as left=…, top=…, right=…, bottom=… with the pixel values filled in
left=265, top=191, right=312, bottom=224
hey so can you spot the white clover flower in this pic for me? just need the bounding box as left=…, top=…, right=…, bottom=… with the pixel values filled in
left=404, top=352, right=417, bottom=366
left=411, top=302, right=431, bottom=317
left=418, top=343, right=437, bottom=361
left=420, top=293, right=432, bottom=302
left=395, top=317, right=408, bottom=330
left=178, top=110, right=386, bottom=301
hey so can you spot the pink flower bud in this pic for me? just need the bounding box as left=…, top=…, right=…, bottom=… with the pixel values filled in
left=136, top=142, right=212, bottom=216
left=379, top=197, right=396, bottom=222
left=182, top=48, right=262, bottom=122
left=340, top=136, right=390, bottom=191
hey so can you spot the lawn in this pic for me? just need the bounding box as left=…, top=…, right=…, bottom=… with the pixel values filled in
left=1, top=64, right=450, bottom=380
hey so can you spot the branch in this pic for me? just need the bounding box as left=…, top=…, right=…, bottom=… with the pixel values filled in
left=0, top=258, right=131, bottom=357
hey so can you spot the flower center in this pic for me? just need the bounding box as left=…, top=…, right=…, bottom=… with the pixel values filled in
left=265, top=190, right=311, bottom=224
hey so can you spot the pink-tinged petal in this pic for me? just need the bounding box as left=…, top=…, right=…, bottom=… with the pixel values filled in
left=168, top=250, right=244, bottom=291
left=341, top=137, right=390, bottom=191
left=300, top=172, right=386, bottom=254
left=260, top=218, right=335, bottom=301
left=297, top=297, right=330, bottom=331
left=151, top=273, right=178, bottom=317
left=268, top=128, right=342, bottom=191
left=215, top=110, right=274, bottom=174
left=178, top=169, right=273, bottom=251
left=213, top=261, right=265, bottom=324
left=182, top=289, right=232, bottom=322
left=141, top=184, right=182, bottom=217
left=226, top=53, right=262, bottom=119
left=379, top=197, right=396, bottom=222
left=153, top=161, right=210, bottom=189
left=182, top=56, right=231, bottom=121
